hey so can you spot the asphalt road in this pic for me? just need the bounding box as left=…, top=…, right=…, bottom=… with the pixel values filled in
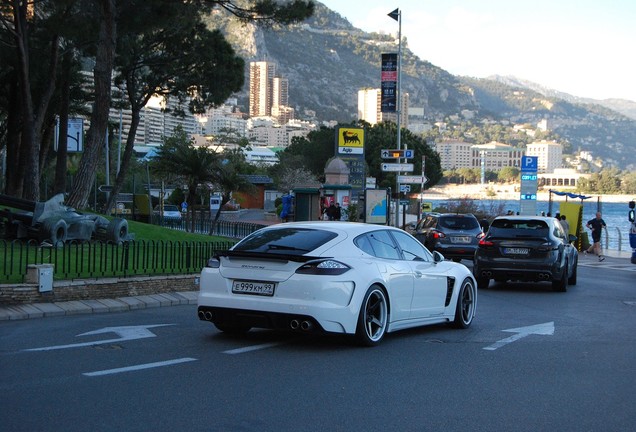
left=1, top=261, right=635, bottom=432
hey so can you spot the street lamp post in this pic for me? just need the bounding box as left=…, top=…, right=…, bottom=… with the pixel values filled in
left=388, top=8, right=402, bottom=227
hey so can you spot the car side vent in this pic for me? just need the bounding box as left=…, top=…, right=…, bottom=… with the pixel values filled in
left=445, top=277, right=455, bottom=307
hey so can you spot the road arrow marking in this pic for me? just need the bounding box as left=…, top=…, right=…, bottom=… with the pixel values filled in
left=483, top=322, right=554, bottom=351
left=24, top=324, right=175, bottom=352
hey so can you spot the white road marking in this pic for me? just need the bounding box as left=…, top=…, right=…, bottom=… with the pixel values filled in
left=24, top=324, right=175, bottom=352
left=223, top=342, right=284, bottom=355
left=83, top=357, right=197, bottom=377
left=484, top=322, right=554, bottom=351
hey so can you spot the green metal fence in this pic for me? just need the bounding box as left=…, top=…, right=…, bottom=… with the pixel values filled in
left=0, top=239, right=236, bottom=284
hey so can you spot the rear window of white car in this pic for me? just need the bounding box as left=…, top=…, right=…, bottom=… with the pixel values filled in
left=233, top=228, right=337, bottom=255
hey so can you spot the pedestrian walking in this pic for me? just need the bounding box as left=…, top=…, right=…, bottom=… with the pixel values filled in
left=334, top=203, right=342, bottom=221
left=586, top=211, right=607, bottom=261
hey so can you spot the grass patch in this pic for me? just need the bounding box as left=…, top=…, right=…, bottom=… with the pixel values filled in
left=1, top=220, right=236, bottom=284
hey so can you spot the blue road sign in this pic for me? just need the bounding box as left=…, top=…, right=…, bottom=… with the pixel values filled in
left=521, top=156, right=538, bottom=172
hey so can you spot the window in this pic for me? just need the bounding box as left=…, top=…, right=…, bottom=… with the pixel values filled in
left=365, top=230, right=400, bottom=259
left=235, top=228, right=337, bottom=255
left=391, top=231, right=431, bottom=261
left=354, top=235, right=375, bottom=256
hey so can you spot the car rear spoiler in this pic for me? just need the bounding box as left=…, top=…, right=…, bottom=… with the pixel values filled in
left=216, top=250, right=324, bottom=263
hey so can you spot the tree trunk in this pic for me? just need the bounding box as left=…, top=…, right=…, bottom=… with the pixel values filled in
left=104, top=108, right=141, bottom=214
left=54, top=51, right=73, bottom=195
left=13, top=2, right=38, bottom=201
left=5, top=79, right=23, bottom=197
left=10, top=2, right=60, bottom=201
left=66, top=0, right=117, bottom=210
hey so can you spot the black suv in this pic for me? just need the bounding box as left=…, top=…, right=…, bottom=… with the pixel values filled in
left=413, top=213, right=484, bottom=262
left=473, top=216, right=578, bottom=292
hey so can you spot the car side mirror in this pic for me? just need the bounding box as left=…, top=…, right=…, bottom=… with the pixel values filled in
left=433, top=251, right=445, bottom=263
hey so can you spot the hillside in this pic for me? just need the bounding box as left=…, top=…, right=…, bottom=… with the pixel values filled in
left=209, top=2, right=636, bottom=170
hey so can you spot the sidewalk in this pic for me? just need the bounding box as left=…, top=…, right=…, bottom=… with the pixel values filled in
left=0, top=291, right=199, bottom=321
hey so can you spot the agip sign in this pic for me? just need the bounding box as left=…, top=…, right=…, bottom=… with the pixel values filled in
left=335, top=126, right=365, bottom=190
left=336, top=127, right=364, bottom=155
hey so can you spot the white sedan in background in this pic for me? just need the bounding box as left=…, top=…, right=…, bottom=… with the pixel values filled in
left=198, top=222, right=477, bottom=346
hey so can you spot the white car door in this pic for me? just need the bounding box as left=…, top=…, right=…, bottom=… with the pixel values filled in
left=391, top=231, right=447, bottom=318
left=365, top=230, right=413, bottom=322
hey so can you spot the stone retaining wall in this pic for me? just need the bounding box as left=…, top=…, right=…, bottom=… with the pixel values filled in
left=0, top=274, right=198, bottom=305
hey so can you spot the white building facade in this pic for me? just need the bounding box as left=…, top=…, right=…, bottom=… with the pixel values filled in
left=526, top=140, right=563, bottom=173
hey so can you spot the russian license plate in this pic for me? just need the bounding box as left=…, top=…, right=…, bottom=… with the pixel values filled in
left=503, top=247, right=529, bottom=255
left=232, top=280, right=275, bottom=296
left=451, top=236, right=471, bottom=244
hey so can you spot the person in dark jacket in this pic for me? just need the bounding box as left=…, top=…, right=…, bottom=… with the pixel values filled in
left=334, top=203, right=342, bottom=221
left=586, top=211, right=606, bottom=261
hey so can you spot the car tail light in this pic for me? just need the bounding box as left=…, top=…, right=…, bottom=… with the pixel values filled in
left=478, top=239, right=494, bottom=247
left=432, top=230, right=445, bottom=239
left=537, top=242, right=556, bottom=251
left=296, top=259, right=351, bottom=275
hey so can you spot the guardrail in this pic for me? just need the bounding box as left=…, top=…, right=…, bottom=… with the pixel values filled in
left=603, top=226, right=629, bottom=251
left=0, top=238, right=235, bottom=284
left=152, top=215, right=267, bottom=238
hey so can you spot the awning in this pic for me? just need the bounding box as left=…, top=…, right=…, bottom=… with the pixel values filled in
left=549, top=189, right=593, bottom=200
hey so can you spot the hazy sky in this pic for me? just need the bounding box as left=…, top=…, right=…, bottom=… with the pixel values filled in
left=319, top=0, right=636, bottom=102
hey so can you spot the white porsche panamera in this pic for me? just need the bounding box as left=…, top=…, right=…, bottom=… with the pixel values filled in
left=197, top=222, right=477, bottom=346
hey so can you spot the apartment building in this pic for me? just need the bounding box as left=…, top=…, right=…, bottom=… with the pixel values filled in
left=435, top=140, right=473, bottom=170
left=249, top=61, right=276, bottom=118
left=471, top=142, right=524, bottom=171
left=357, top=88, right=409, bottom=128
left=526, top=140, right=563, bottom=173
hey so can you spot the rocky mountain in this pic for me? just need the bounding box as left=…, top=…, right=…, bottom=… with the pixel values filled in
left=210, top=2, right=636, bottom=170
left=487, top=75, right=636, bottom=120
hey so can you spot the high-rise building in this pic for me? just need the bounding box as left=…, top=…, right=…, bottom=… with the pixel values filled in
left=357, top=88, right=381, bottom=125
left=249, top=61, right=276, bottom=118
left=272, top=76, right=289, bottom=108
left=249, top=61, right=294, bottom=124
left=357, top=88, right=408, bottom=128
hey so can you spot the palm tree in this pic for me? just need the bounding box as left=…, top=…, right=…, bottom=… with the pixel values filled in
left=151, top=127, right=254, bottom=232
left=151, top=127, right=220, bottom=231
